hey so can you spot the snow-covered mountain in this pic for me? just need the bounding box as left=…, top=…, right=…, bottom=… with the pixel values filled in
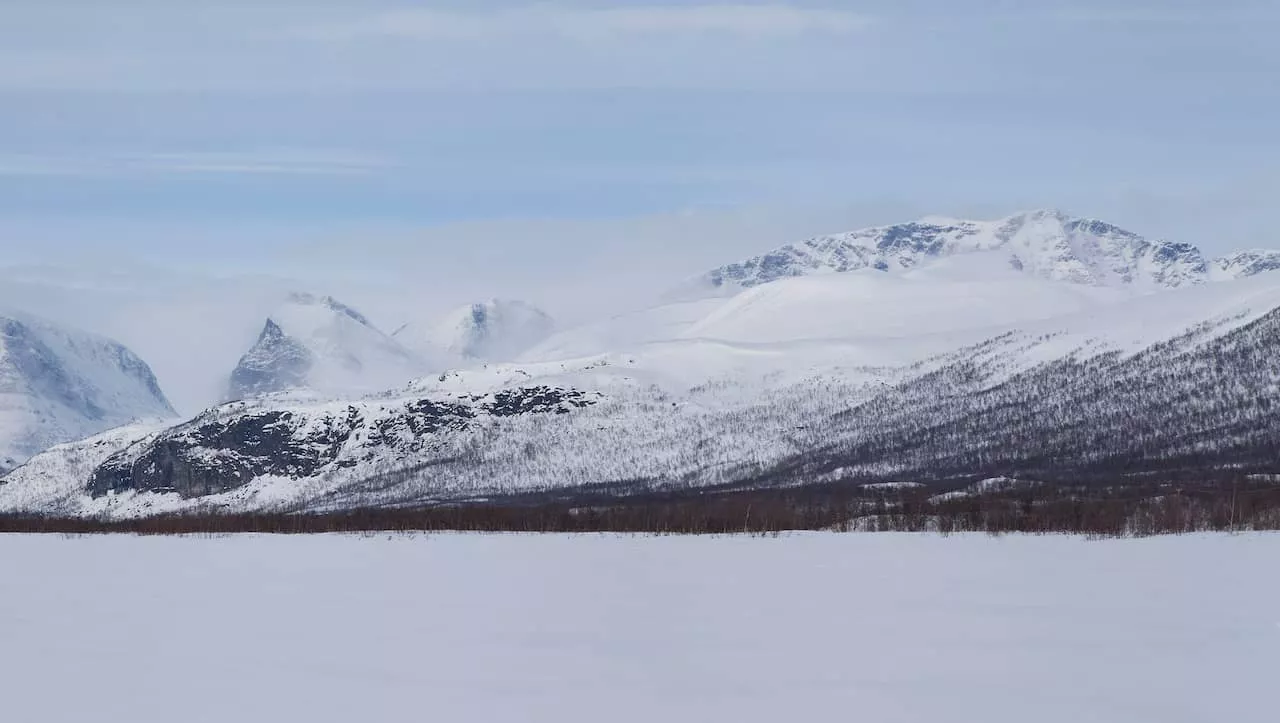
left=8, top=269, right=1280, bottom=518
left=228, top=293, right=428, bottom=400
left=676, top=209, right=1272, bottom=298
left=1212, top=249, right=1280, bottom=280
left=7, top=208, right=1280, bottom=517
left=0, top=310, right=175, bottom=473
left=394, top=299, right=555, bottom=362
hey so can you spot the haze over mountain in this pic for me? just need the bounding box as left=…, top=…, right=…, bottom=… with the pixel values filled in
left=5, top=209, right=1280, bottom=517
left=228, top=292, right=428, bottom=400
left=394, top=299, right=555, bottom=363
left=532, top=210, right=1269, bottom=360
left=0, top=310, right=175, bottom=474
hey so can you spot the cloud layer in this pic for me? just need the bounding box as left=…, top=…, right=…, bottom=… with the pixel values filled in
left=1, top=0, right=1278, bottom=324
left=0, top=150, right=389, bottom=178
left=298, top=5, right=871, bottom=42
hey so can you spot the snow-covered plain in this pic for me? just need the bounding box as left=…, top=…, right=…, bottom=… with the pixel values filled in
left=1, top=533, right=1275, bottom=723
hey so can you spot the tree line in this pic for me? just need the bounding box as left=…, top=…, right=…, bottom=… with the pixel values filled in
left=3, top=476, right=1277, bottom=536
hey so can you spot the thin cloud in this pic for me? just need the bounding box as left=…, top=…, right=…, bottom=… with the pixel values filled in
left=140, top=151, right=391, bottom=176
left=0, top=150, right=390, bottom=178
left=1025, top=0, right=1278, bottom=26
left=297, top=4, right=873, bottom=42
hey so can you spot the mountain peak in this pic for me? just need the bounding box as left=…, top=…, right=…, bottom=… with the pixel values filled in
left=227, top=293, right=423, bottom=401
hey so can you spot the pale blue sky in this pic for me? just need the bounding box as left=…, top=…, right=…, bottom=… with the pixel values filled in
left=1, top=0, right=1278, bottom=291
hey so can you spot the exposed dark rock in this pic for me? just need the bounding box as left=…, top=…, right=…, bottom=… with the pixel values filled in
left=88, top=411, right=354, bottom=497
left=86, top=386, right=601, bottom=499
left=484, top=386, right=598, bottom=416
left=1216, top=250, right=1280, bottom=279
left=227, top=319, right=315, bottom=400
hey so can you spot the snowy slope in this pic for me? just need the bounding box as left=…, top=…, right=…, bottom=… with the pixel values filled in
left=680, top=254, right=1127, bottom=345
left=521, top=297, right=729, bottom=361
left=0, top=420, right=171, bottom=514
left=228, top=293, right=430, bottom=400
left=676, top=209, right=1272, bottom=298
left=395, top=299, right=555, bottom=362
left=527, top=253, right=1127, bottom=360
left=0, top=310, right=176, bottom=472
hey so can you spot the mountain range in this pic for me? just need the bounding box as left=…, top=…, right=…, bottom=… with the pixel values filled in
left=678, top=208, right=1280, bottom=296
left=4, top=209, right=1280, bottom=517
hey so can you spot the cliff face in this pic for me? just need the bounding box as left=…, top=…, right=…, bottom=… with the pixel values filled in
left=87, top=386, right=599, bottom=498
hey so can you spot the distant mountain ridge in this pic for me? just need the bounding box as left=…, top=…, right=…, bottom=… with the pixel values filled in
left=683, top=209, right=1274, bottom=296
left=1212, top=249, right=1280, bottom=279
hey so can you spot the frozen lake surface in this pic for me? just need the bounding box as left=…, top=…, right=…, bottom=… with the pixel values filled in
left=2, top=532, right=1276, bottom=722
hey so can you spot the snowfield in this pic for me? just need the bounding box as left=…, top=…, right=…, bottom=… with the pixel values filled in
left=1, top=532, right=1276, bottom=723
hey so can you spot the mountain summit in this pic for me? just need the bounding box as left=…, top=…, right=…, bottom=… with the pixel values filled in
left=682, top=210, right=1267, bottom=296
left=228, top=292, right=425, bottom=400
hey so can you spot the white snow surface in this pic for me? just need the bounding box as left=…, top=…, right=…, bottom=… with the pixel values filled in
left=0, top=533, right=1275, bottom=723
left=680, top=254, right=1127, bottom=344
left=522, top=296, right=728, bottom=361
left=524, top=255, right=1127, bottom=363
left=0, top=419, right=171, bottom=514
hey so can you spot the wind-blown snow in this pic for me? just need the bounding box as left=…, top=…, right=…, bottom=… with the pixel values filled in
left=522, top=297, right=729, bottom=361
left=395, top=298, right=555, bottom=362
left=0, top=533, right=1275, bottom=723
left=228, top=292, right=430, bottom=400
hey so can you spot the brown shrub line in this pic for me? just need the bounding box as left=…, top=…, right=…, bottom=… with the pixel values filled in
left=2, top=477, right=1278, bottom=537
